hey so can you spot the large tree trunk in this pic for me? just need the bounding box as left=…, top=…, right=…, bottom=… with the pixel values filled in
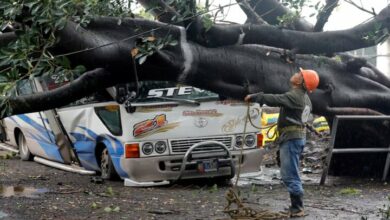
left=0, top=4, right=389, bottom=119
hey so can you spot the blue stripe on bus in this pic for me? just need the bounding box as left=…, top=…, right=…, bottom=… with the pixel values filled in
left=16, top=115, right=54, bottom=142
left=78, top=126, right=98, bottom=139
left=70, top=131, right=99, bottom=170
left=16, top=115, right=63, bottom=162
left=70, top=132, right=94, bottom=142
left=73, top=127, right=127, bottom=177
left=27, top=131, right=63, bottom=162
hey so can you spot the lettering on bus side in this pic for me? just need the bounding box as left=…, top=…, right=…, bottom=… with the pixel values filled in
left=133, top=114, right=168, bottom=137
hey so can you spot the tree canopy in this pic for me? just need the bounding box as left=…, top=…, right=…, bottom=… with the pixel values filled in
left=0, top=0, right=389, bottom=118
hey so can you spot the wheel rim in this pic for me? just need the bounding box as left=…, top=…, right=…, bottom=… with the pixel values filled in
left=19, top=134, right=28, bottom=156
left=101, top=149, right=109, bottom=176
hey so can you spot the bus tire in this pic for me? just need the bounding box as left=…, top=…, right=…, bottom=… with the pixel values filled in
left=100, top=148, right=119, bottom=180
left=17, top=132, right=33, bottom=161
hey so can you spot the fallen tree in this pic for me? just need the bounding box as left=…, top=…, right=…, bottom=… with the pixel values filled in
left=0, top=0, right=389, bottom=119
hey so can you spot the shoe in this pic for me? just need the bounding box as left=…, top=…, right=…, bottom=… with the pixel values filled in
left=290, top=209, right=305, bottom=218
left=289, top=193, right=305, bottom=218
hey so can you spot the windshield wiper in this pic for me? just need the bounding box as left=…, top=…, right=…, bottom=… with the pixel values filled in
left=151, top=96, right=200, bottom=106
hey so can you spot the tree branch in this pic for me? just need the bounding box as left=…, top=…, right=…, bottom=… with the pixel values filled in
left=314, top=0, right=339, bottom=32
left=247, top=0, right=313, bottom=31
left=236, top=0, right=266, bottom=25
left=178, top=44, right=390, bottom=116
left=325, top=107, right=383, bottom=115
left=193, top=5, right=390, bottom=54
left=3, top=68, right=121, bottom=118
left=137, top=0, right=182, bottom=24
left=0, top=32, right=17, bottom=47
left=363, top=62, right=390, bottom=88
left=3, top=13, right=390, bottom=118
left=344, top=0, right=376, bottom=16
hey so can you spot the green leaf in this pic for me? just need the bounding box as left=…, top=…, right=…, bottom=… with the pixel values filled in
left=0, top=75, right=8, bottom=82
left=24, top=2, right=38, bottom=9
left=113, top=206, right=120, bottom=212
left=91, top=202, right=98, bottom=209
left=54, top=17, right=67, bottom=29
left=201, top=14, right=213, bottom=31
left=31, top=4, right=42, bottom=15
left=104, top=207, right=112, bottom=212
left=339, top=187, right=361, bottom=195
left=106, top=186, right=114, bottom=196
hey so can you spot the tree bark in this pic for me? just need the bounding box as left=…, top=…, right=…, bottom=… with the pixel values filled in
left=189, top=5, right=390, bottom=54
left=237, top=0, right=266, bottom=25
left=5, top=68, right=121, bottom=116
left=246, top=0, right=313, bottom=31
left=1, top=5, right=390, bottom=119
left=313, top=0, right=339, bottom=32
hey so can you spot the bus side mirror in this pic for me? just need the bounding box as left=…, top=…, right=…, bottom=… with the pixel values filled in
left=125, top=102, right=136, bottom=113
left=116, top=85, right=127, bottom=104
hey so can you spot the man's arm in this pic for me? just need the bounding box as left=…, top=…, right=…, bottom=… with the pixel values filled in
left=245, top=92, right=297, bottom=108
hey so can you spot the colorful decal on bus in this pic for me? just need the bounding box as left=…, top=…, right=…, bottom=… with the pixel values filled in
left=133, top=114, right=169, bottom=137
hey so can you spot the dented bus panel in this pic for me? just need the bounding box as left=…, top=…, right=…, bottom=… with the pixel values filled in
left=1, top=79, right=264, bottom=186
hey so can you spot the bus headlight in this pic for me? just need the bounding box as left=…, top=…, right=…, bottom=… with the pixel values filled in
left=235, top=135, right=244, bottom=148
left=155, top=141, right=167, bottom=154
left=142, top=142, right=154, bottom=155
left=245, top=134, right=256, bottom=147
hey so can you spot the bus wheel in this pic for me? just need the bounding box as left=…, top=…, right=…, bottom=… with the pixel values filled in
left=18, top=132, right=33, bottom=161
left=100, top=148, right=118, bottom=180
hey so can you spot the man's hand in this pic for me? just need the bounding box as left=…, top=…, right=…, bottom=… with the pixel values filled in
left=244, top=94, right=252, bottom=102
left=245, top=92, right=263, bottom=102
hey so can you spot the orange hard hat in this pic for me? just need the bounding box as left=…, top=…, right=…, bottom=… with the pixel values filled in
left=299, top=68, right=319, bottom=92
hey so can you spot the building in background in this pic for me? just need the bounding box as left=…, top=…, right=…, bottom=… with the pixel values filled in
left=377, top=39, right=390, bottom=75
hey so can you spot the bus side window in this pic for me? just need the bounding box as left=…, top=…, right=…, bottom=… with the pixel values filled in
left=94, top=106, right=122, bottom=136
left=16, top=80, right=34, bottom=96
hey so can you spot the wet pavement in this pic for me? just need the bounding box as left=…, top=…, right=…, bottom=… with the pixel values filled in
left=236, top=166, right=322, bottom=186
left=0, top=185, right=49, bottom=198
left=0, top=211, right=8, bottom=219
left=1, top=143, right=390, bottom=219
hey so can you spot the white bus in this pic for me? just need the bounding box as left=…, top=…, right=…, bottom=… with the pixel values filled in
left=0, top=75, right=264, bottom=186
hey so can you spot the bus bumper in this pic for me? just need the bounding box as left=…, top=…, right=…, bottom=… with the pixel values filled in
left=120, top=148, right=264, bottom=186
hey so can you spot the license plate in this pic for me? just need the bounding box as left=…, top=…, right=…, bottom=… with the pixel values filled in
left=197, top=160, right=218, bottom=173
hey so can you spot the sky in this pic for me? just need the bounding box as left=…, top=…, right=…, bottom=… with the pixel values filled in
left=204, top=0, right=389, bottom=30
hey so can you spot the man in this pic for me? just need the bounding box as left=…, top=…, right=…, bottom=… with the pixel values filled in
left=244, top=68, right=319, bottom=217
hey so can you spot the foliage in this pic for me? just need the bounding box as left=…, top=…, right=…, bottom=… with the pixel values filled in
left=0, top=0, right=134, bottom=94
left=167, top=0, right=197, bottom=22
left=362, top=23, right=390, bottom=45
left=132, top=35, right=178, bottom=65
left=104, top=205, right=120, bottom=213
left=339, top=187, right=361, bottom=195
left=137, top=8, right=155, bottom=20
left=0, top=151, right=16, bottom=159
left=277, top=0, right=325, bottom=26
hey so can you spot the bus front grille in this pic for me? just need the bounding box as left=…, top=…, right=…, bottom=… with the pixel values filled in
left=170, top=136, right=232, bottom=154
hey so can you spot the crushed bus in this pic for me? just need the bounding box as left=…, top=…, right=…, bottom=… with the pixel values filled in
left=0, top=75, right=265, bottom=186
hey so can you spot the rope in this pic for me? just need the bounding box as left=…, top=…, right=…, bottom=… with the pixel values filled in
left=224, top=102, right=289, bottom=220
left=246, top=112, right=278, bottom=140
